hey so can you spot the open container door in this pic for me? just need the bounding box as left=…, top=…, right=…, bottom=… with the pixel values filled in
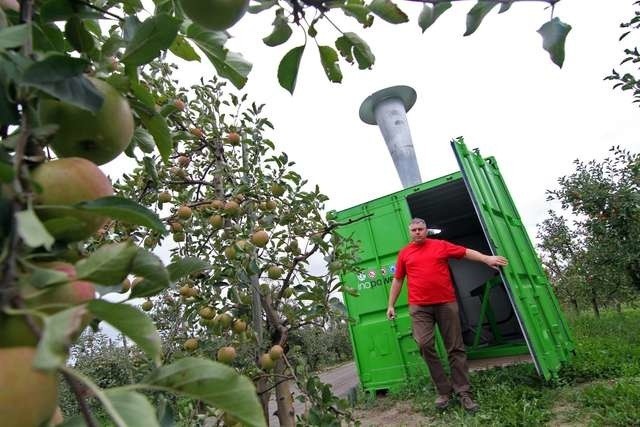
left=451, top=137, right=574, bottom=380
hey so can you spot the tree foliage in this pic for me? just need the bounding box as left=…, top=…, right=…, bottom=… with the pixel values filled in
left=537, top=147, right=640, bottom=315
left=606, top=1, right=640, bottom=107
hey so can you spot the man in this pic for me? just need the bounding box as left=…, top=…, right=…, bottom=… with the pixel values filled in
left=387, top=218, right=508, bottom=412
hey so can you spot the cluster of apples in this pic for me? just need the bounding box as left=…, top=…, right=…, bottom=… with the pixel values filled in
left=0, top=78, right=134, bottom=426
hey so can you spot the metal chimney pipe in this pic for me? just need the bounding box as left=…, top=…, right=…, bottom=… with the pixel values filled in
left=359, top=85, right=421, bottom=188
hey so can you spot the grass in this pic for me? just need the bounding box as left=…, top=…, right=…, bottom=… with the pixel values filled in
left=355, top=308, right=640, bottom=426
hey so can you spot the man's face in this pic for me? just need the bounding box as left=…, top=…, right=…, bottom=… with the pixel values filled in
left=409, top=223, right=428, bottom=244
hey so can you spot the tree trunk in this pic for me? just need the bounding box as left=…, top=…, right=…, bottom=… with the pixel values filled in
left=275, top=359, right=295, bottom=427
left=256, top=377, right=271, bottom=425
left=570, top=298, right=579, bottom=314
left=591, top=291, right=600, bottom=318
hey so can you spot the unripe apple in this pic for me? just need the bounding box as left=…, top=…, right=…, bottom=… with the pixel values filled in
left=173, top=232, right=185, bottom=242
left=283, top=287, right=294, bottom=299
left=32, top=158, right=114, bottom=242
left=144, top=236, right=157, bottom=247
left=224, top=200, right=240, bottom=216
left=267, top=266, right=283, bottom=280
left=235, top=239, right=250, bottom=252
left=210, top=199, right=225, bottom=210
left=170, top=167, right=187, bottom=179
left=177, top=156, right=190, bottom=168
left=217, top=346, right=237, bottom=364
left=269, top=344, right=284, bottom=360
left=226, top=131, right=241, bottom=146
left=190, top=127, right=204, bottom=138
left=177, top=205, right=192, bottom=219
left=0, top=347, right=58, bottom=427
left=183, top=338, right=198, bottom=351
left=232, top=319, right=247, bottom=334
left=174, top=99, right=186, bottom=111
left=39, top=77, right=134, bottom=165
left=270, top=183, right=285, bottom=197
left=199, top=306, right=216, bottom=319
left=180, top=0, right=249, bottom=31
left=158, top=191, right=172, bottom=203
left=141, top=300, right=153, bottom=311
left=259, top=353, right=275, bottom=370
left=265, top=200, right=277, bottom=212
left=219, top=312, right=233, bottom=329
left=224, top=245, right=237, bottom=259
left=250, top=230, right=269, bottom=247
left=208, top=214, right=223, bottom=229
left=170, top=222, right=183, bottom=232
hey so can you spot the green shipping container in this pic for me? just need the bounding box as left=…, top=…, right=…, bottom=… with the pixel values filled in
left=336, top=137, right=574, bottom=393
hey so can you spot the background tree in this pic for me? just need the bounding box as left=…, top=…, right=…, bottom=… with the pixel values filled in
left=537, top=147, right=640, bottom=316
left=606, top=1, right=640, bottom=107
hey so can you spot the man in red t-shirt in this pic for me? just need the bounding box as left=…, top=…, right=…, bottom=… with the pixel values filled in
left=387, top=218, right=508, bottom=412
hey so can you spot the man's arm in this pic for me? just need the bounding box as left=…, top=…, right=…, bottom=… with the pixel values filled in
left=464, top=248, right=508, bottom=269
left=387, top=277, right=404, bottom=320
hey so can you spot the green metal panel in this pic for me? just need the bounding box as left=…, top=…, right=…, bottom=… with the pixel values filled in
left=451, top=137, right=575, bottom=380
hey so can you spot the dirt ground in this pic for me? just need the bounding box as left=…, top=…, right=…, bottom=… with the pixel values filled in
left=352, top=398, right=433, bottom=427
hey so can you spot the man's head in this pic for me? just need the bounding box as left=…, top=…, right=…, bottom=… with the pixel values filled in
left=409, top=218, right=428, bottom=244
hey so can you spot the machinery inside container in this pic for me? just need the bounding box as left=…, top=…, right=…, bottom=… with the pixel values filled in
left=405, top=178, right=527, bottom=357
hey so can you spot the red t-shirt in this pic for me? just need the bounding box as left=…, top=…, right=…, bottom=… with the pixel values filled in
left=394, top=239, right=467, bottom=305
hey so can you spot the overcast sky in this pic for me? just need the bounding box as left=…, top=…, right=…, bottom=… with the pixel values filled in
left=111, top=0, right=639, bottom=244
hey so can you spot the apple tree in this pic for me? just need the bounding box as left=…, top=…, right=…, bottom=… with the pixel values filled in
left=537, top=146, right=640, bottom=316
left=108, top=61, right=362, bottom=425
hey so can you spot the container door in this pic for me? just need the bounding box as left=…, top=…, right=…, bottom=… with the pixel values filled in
left=451, top=137, right=574, bottom=380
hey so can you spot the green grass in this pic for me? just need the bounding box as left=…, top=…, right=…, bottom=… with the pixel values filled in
left=356, top=308, right=640, bottom=426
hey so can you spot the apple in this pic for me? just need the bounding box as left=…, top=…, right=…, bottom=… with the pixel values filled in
left=177, top=205, right=192, bottom=219
left=174, top=99, right=186, bottom=111
left=269, top=344, right=284, bottom=360
left=141, top=300, right=153, bottom=311
left=180, top=0, right=249, bottom=31
left=224, top=200, right=240, bottom=216
left=208, top=214, right=223, bottom=229
left=225, top=131, right=241, bottom=146
left=199, top=306, right=216, bottom=319
left=210, top=199, right=225, bottom=210
left=190, top=127, right=204, bottom=138
left=177, top=156, right=190, bottom=167
left=258, top=353, right=275, bottom=370
left=31, top=158, right=114, bottom=242
left=158, top=191, right=172, bottom=203
left=224, top=245, right=237, bottom=259
left=183, top=338, right=199, bottom=352
left=39, top=78, right=134, bottom=165
left=270, top=183, right=285, bottom=197
left=267, top=266, right=283, bottom=280
left=250, top=230, right=269, bottom=247
left=217, top=346, right=237, bottom=364
left=232, top=319, right=247, bottom=334
left=173, top=232, right=185, bottom=242
left=218, top=312, right=232, bottom=329
left=0, top=347, right=58, bottom=427
left=170, top=222, right=183, bottom=232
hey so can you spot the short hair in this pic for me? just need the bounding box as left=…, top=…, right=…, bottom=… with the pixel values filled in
left=409, top=218, right=426, bottom=228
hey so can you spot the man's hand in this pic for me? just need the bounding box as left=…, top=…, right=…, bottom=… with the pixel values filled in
left=485, top=255, right=508, bottom=269
left=387, top=306, right=396, bottom=320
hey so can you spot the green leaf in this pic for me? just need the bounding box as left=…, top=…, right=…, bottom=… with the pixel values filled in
left=367, top=0, right=408, bottom=24
left=64, top=16, right=96, bottom=54
left=40, top=0, right=101, bottom=22
left=143, top=156, right=160, bottom=187
left=335, top=32, right=374, bottom=69
left=277, top=45, right=305, bottom=94
left=129, top=248, right=171, bottom=298
left=139, top=112, right=172, bottom=162
left=318, top=45, right=342, bottom=83
left=169, top=35, right=201, bottom=62
left=122, top=14, right=180, bottom=66
left=75, top=242, right=138, bottom=286
left=167, top=257, right=210, bottom=282
left=105, top=389, right=160, bottom=427
left=418, top=1, right=451, bottom=33
left=75, top=196, right=166, bottom=233
left=134, top=127, right=157, bottom=154
left=187, top=24, right=252, bottom=89
left=22, top=54, right=104, bottom=112
left=35, top=306, right=88, bottom=370
left=0, top=80, right=19, bottom=125
left=0, top=24, right=29, bottom=50
left=15, top=208, right=55, bottom=250
left=248, top=0, right=277, bottom=13
left=464, top=1, right=499, bottom=36
left=26, top=264, right=70, bottom=289
left=537, top=17, right=571, bottom=68
left=263, top=8, right=292, bottom=47
left=143, top=358, right=266, bottom=427
left=498, top=1, right=513, bottom=13
left=341, top=1, right=374, bottom=28
left=88, top=300, right=162, bottom=365
left=32, top=21, right=67, bottom=52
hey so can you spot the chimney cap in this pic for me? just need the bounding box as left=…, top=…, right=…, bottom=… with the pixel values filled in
left=359, top=85, right=417, bottom=125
